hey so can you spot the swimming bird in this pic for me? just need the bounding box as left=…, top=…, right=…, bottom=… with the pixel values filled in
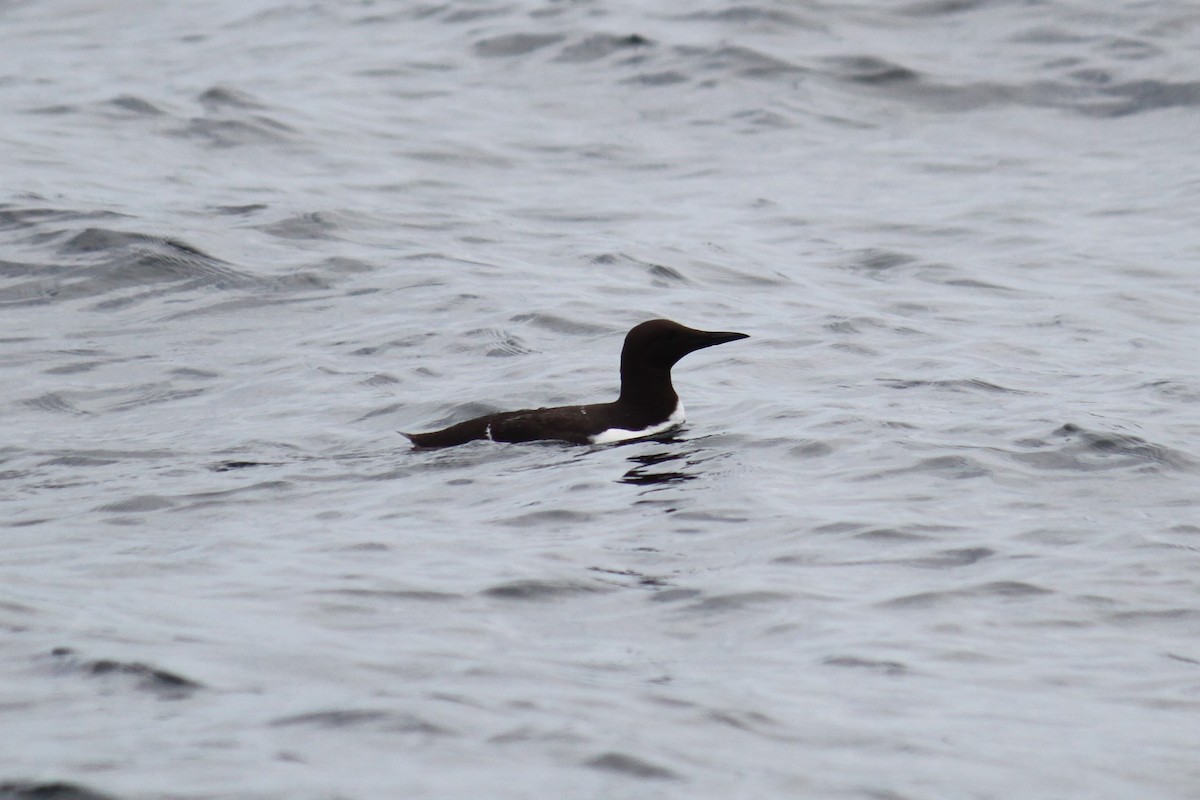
left=402, top=319, right=748, bottom=448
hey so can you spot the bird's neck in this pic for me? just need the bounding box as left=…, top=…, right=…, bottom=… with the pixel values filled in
left=617, top=362, right=678, bottom=418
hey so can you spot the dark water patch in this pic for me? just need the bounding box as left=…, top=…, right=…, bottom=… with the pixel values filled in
left=1107, top=608, right=1200, bottom=627
left=822, top=55, right=919, bottom=84
left=883, top=580, right=1053, bottom=609
left=355, top=402, right=405, bottom=422
left=620, top=467, right=693, bottom=486
left=178, top=481, right=294, bottom=510
left=322, top=588, right=462, bottom=602
left=690, top=45, right=805, bottom=78
left=0, top=204, right=126, bottom=232
left=174, top=115, right=295, bottom=147
left=483, top=580, right=610, bottom=600
left=320, top=256, right=376, bottom=275
left=1009, top=26, right=1088, bottom=45
left=102, top=94, right=165, bottom=116
left=500, top=509, right=594, bottom=527
left=197, top=85, right=267, bottom=110
left=5, top=517, right=49, bottom=528
left=60, top=228, right=211, bottom=259
left=209, top=460, right=273, bottom=472
left=22, top=393, right=89, bottom=415
left=585, top=752, right=678, bottom=780
left=36, top=449, right=174, bottom=467
left=778, top=544, right=991, bottom=570
left=50, top=648, right=202, bottom=699
left=1097, top=37, right=1162, bottom=61
left=557, top=34, right=651, bottom=63
left=680, top=591, right=790, bottom=614
left=508, top=312, right=609, bottom=336
left=858, top=455, right=992, bottom=481
left=588, top=566, right=668, bottom=588
left=0, top=259, right=48, bottom=280
left=43, top=362, right=100, bottom=375
left=622, top=70, right=689, bottom=87
left=212, top=203, right=268, bottom=215
left=171, top=367, right=219, bottom=379
left=0, top=227, right=259, bottom=308
left=899, top=547, right=995, bottom=569
left=823, top=656, right=909, bottom=676
left=1164, top=653, right=1200, bottom=666
left=732, top=108, right=794, bottom=129
left=257, top=212, right=341, bottom=240
left=467, top=327, right=533, bottom=357
left=789, top=440, right=834, bottom=458
left=849, top=525, right=931, bottom=544
left=0, top=782, right=118, bottom=800
left=107, top=387, right=206, bottom=412
left=41, top=454, right=118, bottom=467
left=442, top=8, right=508, bottom=24
left=1142, top=380, right=1200, bottom=403
left=675, top=6, right=819, bottom=28
left=937, top=277, right=1016, bottom=292
left=621, top=449, right=697, bottom=486
left=649, top=263, right=687, bottom=283
left=270, top=709, right=450, bottom=735
left=96, top=495, right=176, bottom=513
left=650, top=588, right=703, bottom=603
left=474, top=33, right=565, bottom=58
left=849, top=522, right=963, bottom=539
left=880, top=377, right=1028, bottom=394
left=1087, top=79, right=1200, bottom=117
left=158, top=289, right=330, bottom=321
left=838, top=64, right=1200, bottom=117
left=1012, top=424, right=1193, bottom=472
left=27, top=104, right=77, bottom=115
left=707, top=709, right=781, bottom=735
left=588, top=253, right=688, bottom=284
left=901, top=0, right=996, bottom=15
left=842, top=249, right=915, bottom=275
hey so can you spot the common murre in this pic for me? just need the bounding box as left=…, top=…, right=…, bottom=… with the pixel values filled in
left=402, top=319, right=748, bottom=448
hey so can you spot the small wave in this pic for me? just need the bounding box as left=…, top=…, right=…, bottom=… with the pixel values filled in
left=270, top=709, right=450, bottom=734
left=49, top=647, right=202, bottom=699
left=821, top=55, right=920, bottom=84
left=174, top=115, right=295, bottom=147
left=101, top=94, right=165, bottom=117
left=586, top=752, right=678, bottom=780
left=879, top=378, right=1030, bottom=394
left=1012, top=424, right=1194, bottom=473
left=0, top=224, right=262, bottom=308
left=556, top=33, right=651, bottom=63
left=883, top=580, right=1053, bottom=608
left=482, top=579, right=610, bottom=600
left=823, top=655, right=909, bottom=676
left=673, top=6, right=822, bottom=30
left=0, top=782, right=118, bottom=800
left=474, top=33, right=565, bottom=58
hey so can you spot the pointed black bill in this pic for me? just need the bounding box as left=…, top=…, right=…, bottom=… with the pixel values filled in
left=687, top=329, right=749, bottom=353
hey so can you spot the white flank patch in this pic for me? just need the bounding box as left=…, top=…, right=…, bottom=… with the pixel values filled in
left=589, top=403, right=685, bottom=445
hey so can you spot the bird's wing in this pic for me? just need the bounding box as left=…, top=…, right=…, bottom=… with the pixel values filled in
left=488, top=406, right=595, bottom=444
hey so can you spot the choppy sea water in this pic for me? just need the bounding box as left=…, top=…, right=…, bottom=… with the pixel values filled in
left=3, top=1, right=1199, bottom=798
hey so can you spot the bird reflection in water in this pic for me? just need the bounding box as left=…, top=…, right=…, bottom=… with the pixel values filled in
left=618, top=435, right=698, bottom=486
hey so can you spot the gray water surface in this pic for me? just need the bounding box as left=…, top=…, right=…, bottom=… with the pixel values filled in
left=3, top=1, right=1199, bottom=798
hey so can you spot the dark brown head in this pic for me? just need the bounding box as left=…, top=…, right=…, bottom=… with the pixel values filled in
left=617, top=319, right=747, bottom=410
left=621, top=319, right=748, bottom=371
